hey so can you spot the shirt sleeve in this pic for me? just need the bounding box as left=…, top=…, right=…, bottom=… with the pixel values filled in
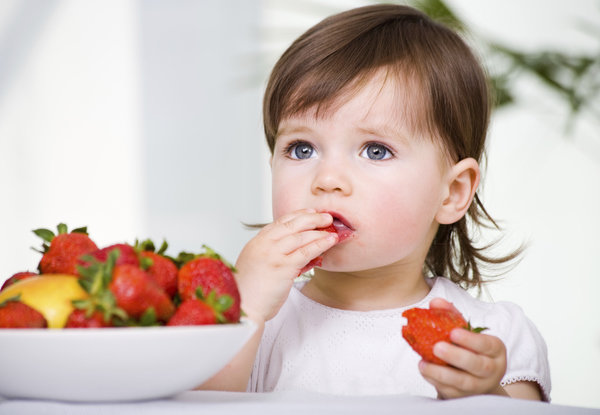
left=488, top=301, right=551, bottom=401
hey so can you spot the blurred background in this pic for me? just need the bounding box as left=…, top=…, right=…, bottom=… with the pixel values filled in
left=0, top=0, right=598, bottom=408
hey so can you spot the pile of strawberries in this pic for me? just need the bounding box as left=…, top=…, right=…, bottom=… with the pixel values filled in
left=0, top=224, right=241, bottom=328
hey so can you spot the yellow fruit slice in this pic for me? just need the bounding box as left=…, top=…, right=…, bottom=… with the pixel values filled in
left=0, top=275, right=88, bottom=328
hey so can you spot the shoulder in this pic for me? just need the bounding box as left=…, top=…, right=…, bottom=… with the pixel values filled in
left=429, top=278, right=530, bottom=329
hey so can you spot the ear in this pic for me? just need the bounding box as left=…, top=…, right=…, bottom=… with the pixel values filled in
left=435, top=158, right=480, bottom=225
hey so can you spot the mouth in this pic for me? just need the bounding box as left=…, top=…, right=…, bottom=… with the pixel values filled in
left=324, top=211, right=354, bottom=243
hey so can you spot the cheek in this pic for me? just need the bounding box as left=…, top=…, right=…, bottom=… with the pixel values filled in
left=359, top=182, right=440, bottom=248
left=271, top=172, right=301, bottom=220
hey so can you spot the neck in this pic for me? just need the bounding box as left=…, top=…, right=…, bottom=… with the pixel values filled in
left=302, top=263, right=431, bottom=311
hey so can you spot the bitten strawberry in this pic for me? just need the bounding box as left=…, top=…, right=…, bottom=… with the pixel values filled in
left=402, top=306, right=486, bottom=366
left=177, top=246, right=240, bottom=323
left=0, top=295, right=47, bottom=328
left=34, top=224, right=98, bottom=275
left=65, top=309, right=113, bottom=328
left=298, top=224, right=337, bottom=275
left=109, top=264, right=175, bottom=323
left=1, top=271, right=37, bottom=291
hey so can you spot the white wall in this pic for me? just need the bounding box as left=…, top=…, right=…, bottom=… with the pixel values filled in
left=0, top=0, right=266, bottom=273
left=0, top=0, right=598, bottom=408
left=0, top=1, right=144, bottom=271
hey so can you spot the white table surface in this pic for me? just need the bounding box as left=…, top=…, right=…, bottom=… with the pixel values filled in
left=1, top=391, right=598, bottom=415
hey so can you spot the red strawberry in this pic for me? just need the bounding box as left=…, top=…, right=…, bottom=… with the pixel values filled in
left=298, top=225, right=337, bottom=275
left=65, top=309, right=113, bottom=328
left=177, top=246, right=240, bottom=323
left=34, top=224, right=98, bottom=275
left=85, top=243, right=140, bottom=268
left=167, top=298, right=216, bottom=326
left=109, top=264, right=175, bottom=323
left=1, top=271, right=37, bottom=291
left=402, top=306, right=486, bottom=366
left=0, top=295, right=47, bottom=328
left=168, top=288, right=233, bottom=326
left=139, top=251, right=178, bottom=297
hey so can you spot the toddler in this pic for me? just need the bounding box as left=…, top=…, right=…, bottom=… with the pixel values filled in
left=203, top=4, right=550, bottom=400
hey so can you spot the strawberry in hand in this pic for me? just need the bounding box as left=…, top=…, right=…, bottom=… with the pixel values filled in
left=176, top=246, right=241, bottom=323
left=402, top=305, right=486, bottom=366
left=34, top=223, right=98, bottom=275
left=298, top=214, right=354, bottom=275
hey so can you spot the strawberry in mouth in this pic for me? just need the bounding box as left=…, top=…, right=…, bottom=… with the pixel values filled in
left=297, top=212, right=354, bottom=276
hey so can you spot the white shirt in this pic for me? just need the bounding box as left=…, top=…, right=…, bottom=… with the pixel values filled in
left=248, top=277, right=551, bottom=401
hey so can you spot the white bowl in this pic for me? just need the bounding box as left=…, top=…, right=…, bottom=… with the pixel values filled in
left=0, top=320, right=255, bottom=402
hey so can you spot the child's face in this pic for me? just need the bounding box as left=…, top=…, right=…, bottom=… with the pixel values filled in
left=271, top=71, right=452, bottom=273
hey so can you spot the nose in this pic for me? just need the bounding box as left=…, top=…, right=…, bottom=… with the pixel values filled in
left=311, top=160, right=352, bottom=196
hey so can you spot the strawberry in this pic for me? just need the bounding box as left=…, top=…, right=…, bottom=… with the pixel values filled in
left=168, top=287, right=233, bottom=326
left=298, top=225, right=337, bottom=275
left=176, top=246, right=240, bottom=323
left=402, top=306, right=486, bottom=366
left=109, top=264, right=175, bottom=323
left=135, top=239, right=178, bottom=297
left=34, top=224, right=98, bottom=275
left=0, top=295, right=47, bottom=328
left=85, top=243, right=140, bottom=268
left=65, top=309, right=113, bottom=328
left=167, top=298, right=216, bottom=326
left=1, top=271, right=37, bottom=291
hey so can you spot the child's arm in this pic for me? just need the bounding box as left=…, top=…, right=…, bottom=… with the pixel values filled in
left=199, top=209, right=338, bottom=391
left=418, top=299, right=543, bottom=400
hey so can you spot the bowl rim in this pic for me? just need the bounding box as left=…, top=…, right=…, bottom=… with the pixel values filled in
left=0, top=318, right=255, bottom=336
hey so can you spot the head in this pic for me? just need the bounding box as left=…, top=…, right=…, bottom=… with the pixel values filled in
left=263, top=5, right=510, bottom=288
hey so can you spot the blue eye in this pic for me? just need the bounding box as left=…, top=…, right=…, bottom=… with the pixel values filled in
left=288, top=141, right=315, bottom=160
left=361, top=143, right=392, bottom=160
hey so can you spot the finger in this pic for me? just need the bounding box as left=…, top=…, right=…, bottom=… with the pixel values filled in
left=287, top=232, right=338, bottom=271
left=429, top=298, right=460, bottom=314
left=432, top=341, right=498, bottom=378
left=419, top=360, right=479, bottom=398
left=265, top=211, right=333, bottom=241
left=276, top=229, right=338, bottom=256
left=449, top=329, right=505, bottom=358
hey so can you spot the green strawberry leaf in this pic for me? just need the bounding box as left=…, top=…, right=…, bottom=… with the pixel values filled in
left=71, top=226, right=89, bottom=235
left=466, top=321, right=488, bottom=333
left=140, top=255, right=153, bottom=270
left=139, top=308, right=158, bottom=326
left=156, top=240, right=169, bottom=255
left=56, top=223, right=68, bottom=235
left=32, top=228, right=55, bottom=244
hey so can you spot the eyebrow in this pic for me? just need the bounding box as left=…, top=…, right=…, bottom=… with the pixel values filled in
left=356, top=124, right=411, bottom=145
left=276, top=123, right=314, bottom=139
left=276, top=121, right=412, bottom=147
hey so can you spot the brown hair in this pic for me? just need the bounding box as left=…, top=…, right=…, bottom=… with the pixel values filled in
left=263, top=4, right=520, bottom=290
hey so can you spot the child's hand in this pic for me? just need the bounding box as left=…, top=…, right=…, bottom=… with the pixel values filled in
left=417, top=298, right=508, bottom=399
left=234, top=209, right=338, bottom=324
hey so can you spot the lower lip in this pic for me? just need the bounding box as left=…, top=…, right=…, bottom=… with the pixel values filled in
left=332, top=220, right=353, bottom=243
